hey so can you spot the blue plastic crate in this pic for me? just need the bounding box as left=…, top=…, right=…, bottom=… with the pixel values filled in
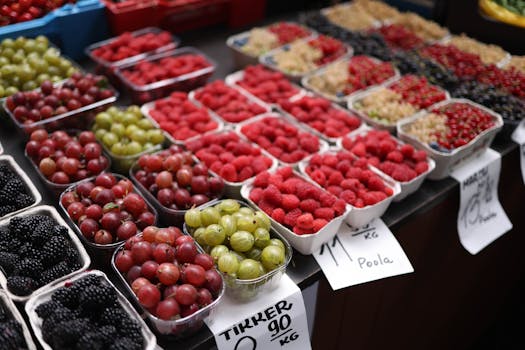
left=0, top=0, right=109, bottom=60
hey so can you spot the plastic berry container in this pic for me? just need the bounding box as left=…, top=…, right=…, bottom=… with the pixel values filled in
left=0, top=155, right=42, bottom=221
left=183, top=199, right=292, bottom=300
left=0, top=205, right=91, bottom=303
left=115, top=47, right=217, bottom=104
left=24, top=130, right=112, bottom=198
left=240, top=169, right=351, bottom=255
left=0, top=289, right=37, bottom=349
left=25, top=270, right=157, bottom=350
left=0, top=142, right=3, bottom=155
left=85, top=27, right=180, bottom=79
left=397, top=98, right=504, bottom=180
left=58, top=174, right=158, bottom=254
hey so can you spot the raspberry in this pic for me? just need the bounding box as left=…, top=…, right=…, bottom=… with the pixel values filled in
left=415, top=161, right=429, bottom=175
left=413, top=150, right=427, bottom=162
left=296, top=182, right=319, bottom=200
left=299, top=199, right=320, bottom=213
left=293, top=226, right=314, bottom=235
left=322, top=155, right=338, bottom=168
left=276, top=166, right=294, bottom=179
left=238, top=166, right=254, bottom=181
left=284, top=208, right=302, bottom=227
left=345, top=167, right=362, bottom=180
left=271, top=208, right=286, bottom=224
left=351, top=142, right=366, bottom=157
left=386, top=151, right=404, bottom=163
left=219, top=164, right=237, bottom=182
left=400, top=144, right=414, bottom=158
left=363, top=191, right=387, bottom=206
left=336, top=160, right=352, bottom=174
left=367, top=176, right=386, bottom=191
left=379, top=140, right=396, bottom=155
left=340, top=190, right=357, bottom=204
left=281, top=178, right=300, bottom=194
left=262, top=185, right=282, bottom=205
left=249, top=188, right=263, bottom=203
left=296, top=213, right=314, bottom=230
left=341, top=178, right=361, bottom=192
left=257, top=199, right=275, bottom=216
left=333, top=199, right=346, bottom=215
left=327, top=171, right=344, bottom=186
left=281, top=194, right=300, bottom=211
left=354, top=198, right=365, bottom=208
left=327, top=185, right=343, bottom=196
left=268, top=174, right=284, bottom=188
left=252, top=156, right=270, bottom=174
left=320, top=192, right=336, bottom=207
left=312, top=218, right=328, bottom=232
left=314, top=207, right=334, bottom=221
left=253, top=171, right=270, bottom=187
left=309, top=169, right=327, bottom=186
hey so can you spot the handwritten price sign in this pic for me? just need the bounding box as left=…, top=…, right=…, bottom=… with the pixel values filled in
left=450, top=149, right=512, bottom=254
left=313, top=219, right=413, bottom=291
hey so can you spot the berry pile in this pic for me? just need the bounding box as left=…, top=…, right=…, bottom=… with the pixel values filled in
left=279, top=95, right=361, bottom=139
left=91, top=30, right=174, bottom=63
left=240, top=116, right=321, bottom=165
left=61, top=173, right=156, bottom=245
left=249, top=167, right=347, bottom=235
left=0, top=162, right=34, bottom=217
left=25, top=130, right=110, bottom=185
left=120, top=54, right=212, bottom=86
left=6, top=73, right=115, bottom=127
left=147, top=92, right=219, bottom=141
left=133, top=146, right=224, bottom=210
left=0, top=0, right=71, bottom=25
left=375, top=24, right=424, bottom=51
left=476, top=65, right=525, bottom=100
left=193, top=80, right=267, bottom=123
left=184, top=200, right=286, bottom=280
left=35, top=274, right=144, bottom=349
left=235, top=65, right=300, bottom=104
left=308, top=35, right=346, bottom=65
left=114, top=227, right=223, bottom=321
left=0, top=214, right=82, bottom=296
left=344, top=56, right=397, bottom=95
left=342, top=130, right=430, bottom=182
left=186, top=131, right=274, bottom=183
left=420, top=44, right=486, bottom=79
left=305, top=151, right=394, bottom=207
left=389, top=75, right=447, bottom=108
left=267, top=22, right=311, bottom=45
left=0, top=299, right=27, bottom=349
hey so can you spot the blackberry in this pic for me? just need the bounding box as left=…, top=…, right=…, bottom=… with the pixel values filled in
left=0, top=227, right=12, bottom=243
left=79, top=284, right=118, bottom=314
left=41, top=235, right=67, bottom=265
left=30, top=220, right=56, bottom=246
left=13, top=258, right=43, bottom=278
left=35, top=300, right=62, bottom=318
left=76, top=331, right=106, bottom=350
left=119, top=318, right=144, bottom=346
left=0, top=179, right=24, bottom=205
left=15, top=194, right=33, bottom=209
left=0, top=319, right=26, bottom=350
left=0, top=205, right=16, bottom=217
left=71, top=275, right=102, bottom=293
left=39, top=261, right=71, bottom=286
left=109, top=337, right=142, bottom=350
left=99, top=307, right=127, bottom=326
left=64, top=246, right=81, bottom=267
left=6, top=276, right=37, bottom=296
left=10, top=216, right=37, bottom=241
left=98, top=325, right=118, bottom=345
left=49, top=318, right=93, bottom=348
left=41, top=306, right=78, bottom=341
left=52, top=286, right=79, bottom=309
left=17, top=243, right=40, bottom=259
left=0, top=252, right=18, bottom=274
left=6, top=239, right=21, bottom=254
left=53, top=225, right=69, bottom=237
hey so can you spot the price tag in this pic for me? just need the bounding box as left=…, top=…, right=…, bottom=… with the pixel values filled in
left=511, top=120, right=525, bottom=185
left=206, top=274, right=311, bottom=350
left=450, top=148, right=512, bottom=255
left=313, top=218, right=413, bottom=291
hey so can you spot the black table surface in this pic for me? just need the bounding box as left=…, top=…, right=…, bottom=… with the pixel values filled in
left=0, top=14, right=519, bottom=350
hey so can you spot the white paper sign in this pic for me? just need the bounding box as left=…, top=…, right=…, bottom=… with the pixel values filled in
left=511, top=120, right=525, bottom=185
left=313, top=218, right=413, bottom=291
left=450, top=148, right=512, bottom=255
left=206, top=274, right=311, bottom=350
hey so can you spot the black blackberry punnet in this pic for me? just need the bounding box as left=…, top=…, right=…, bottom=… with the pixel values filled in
left=0, top=299, right=28, bottom=350
left=0, top=159, right=36, bottom=217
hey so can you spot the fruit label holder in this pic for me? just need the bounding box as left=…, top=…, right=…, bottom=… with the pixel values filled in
left=397, top=98, right=504, bottom=180
left=182, top=199, right=293, bottom=301
left=0, top=155, right=42, bottom=221
left=0, top=290, right=37, bottom=350
left=188, top=85, right=272, bottom=127
left=0, top=205, right=91, bottom=303
left=235, top=112, right=331, bottom=170
left=336, top=126, right=436, bottom=202
left=110, top=236, right=226, bottom=336
left=58, top=173, right=159, bottom=253
left=240, top=170, right=351, bottom=255
left=115, top=47, right=217, bottom=104
left=346, top=79, right=451, bottom=134
left=438, top=36, right=512, bottom=68
left=298, top=148, right=401, bottom=228
left=259, top=35, right=353, bottom=83
left=24, top=270, right=157, bottom=350
left=301, top=56, right=401, bottom=105
left=226, top=21, right=316, bottom=70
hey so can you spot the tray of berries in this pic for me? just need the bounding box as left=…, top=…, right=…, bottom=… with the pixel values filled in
left=299, top=150, right=400, bottom=228
left=185, top=130, right=278, bottom=199
left=183, top=199, right=292, bottom=300
left=112, top=228, right=225, bottom=336
left=141, top=91, right=223, bottom=145
left=0, top=289, right=37, bottom=349
left=241, top=167, right=350, bottom=255
left=25, top=270, right=157, bottom=350
left=397, top=99, right=503, bottom=180
left=340, top=128, right=436, bottom=201
left=86, top=27, right=180, bottom=78
left=189, top=80, right=271, bottom=125
left=227, top=21, right=314, bottom=69
left=236, top=113, right=330, bottom=168
left=259, top=35, right=351, bottom=82
left=0, top=205, right=91, bottom=303
left=225, top=65, right=306, bottom=106
left=115, top=47, right=216, bottom=104
left=347, top=74, right=450, bottom=133
left=277, top=93, right=364, bottom=144
left=24, top=129, right=111, bottom=197
left=92, top=106, right=166, bottom=173
left=0, top=155, right=41, bottom=220
left=59, top=173, right=158, bottom=252
left=3, top=73, right=118, bottom=136
left=130, top=145, right=225, bottom=226
left=301, top=55, right=400, bottom=105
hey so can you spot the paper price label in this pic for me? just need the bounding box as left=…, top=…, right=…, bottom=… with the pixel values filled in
left=313, top=218, right=413, bottom=291
left=450, top=148, right=512, bottom=255
left=511, top=120, right=525, bottom=185
left=206, top=275, right=311, bottom=350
